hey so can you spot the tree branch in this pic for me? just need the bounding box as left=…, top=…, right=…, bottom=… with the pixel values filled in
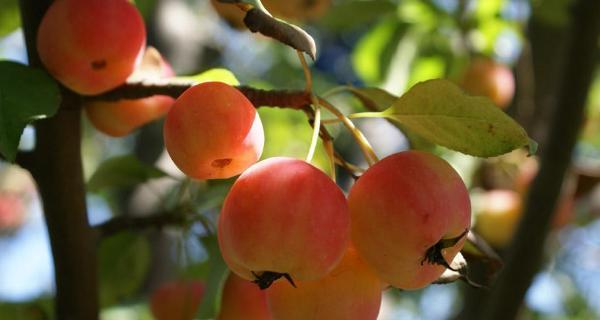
left=94, top=211, right=187, bottom=239
left=86, top=82, right=312, bottom=110
left=482, top=1, right=600, bottom=319
left=19, top=1, right=99, bottom=319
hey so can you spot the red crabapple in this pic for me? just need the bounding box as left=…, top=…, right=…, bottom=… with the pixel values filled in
left=37, top=0, right=146, bottom=95
left=149, top=280, right=205, bottom=320
left=218, top=273, right=272, bottom=320
left=460, top=57, right=515, bottom=109
left=218, top=157, right=350, bottom=287
left=266, top=246, right=383, bottom=320
left=85, top=48, right=175, bottom=137
left=0, top=192, right=26, bottom=232
left=163, top=82, right=264, bottom=180
left=348, top=151, right=471, bottom=289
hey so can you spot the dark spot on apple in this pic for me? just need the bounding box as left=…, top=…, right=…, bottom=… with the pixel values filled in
left=211, top=158, right=233, bottom=168
left=91, top=59, right=107, bottom=70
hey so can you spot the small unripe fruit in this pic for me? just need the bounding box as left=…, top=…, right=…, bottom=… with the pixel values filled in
left=348, top=151, right=471, bottom=289
left=85, top=48, right=175, bottom=137
left=266, top=247, right=383, bottom=320
left=475, top=188, right=575, bottom=248
left=149, top=280, right=205, bottom=320
left=460, top=57, right=515, bottom=109
left=474, top=190, right=522, bottom=248
left=164, top=82, right=264, bottom=180
left=37, top=0, right=146, bottom=95
left=218, top=157, right=350, bottom=285
left=218, top=273, right=272, bottom=320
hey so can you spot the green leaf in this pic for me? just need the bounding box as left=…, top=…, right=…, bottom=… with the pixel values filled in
left=320, top=0, right=397, bottom=31
left=0, top=61, right=60, bottom=161
left=382, top=79, right=530, bottom=157
left=99, top=232, right=150, bottom=306
left=196, top=235, right=229, bottom=320
left=87, top=155, right=167, bottom=192
left=0, top=299, right=53, bottom=320
left=347, top=86, right=398, bottom=111
left=133, top=0, right=157, bottom=20
left=531, top=0, right=574, bottom=27
left=175, top=68, right=240, bottom=86
left=352, top=19, right=406, bottom=84
left=0, top=0, right=20, bottom=37
left=345, top=86, right=435, bottom=151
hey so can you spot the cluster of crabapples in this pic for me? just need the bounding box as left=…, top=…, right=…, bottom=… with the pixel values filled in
left=36, top=0, right=471, bottom=318
left=160, top=80, right=471, bottom=318
left=37, top=0, right=174, bottom=137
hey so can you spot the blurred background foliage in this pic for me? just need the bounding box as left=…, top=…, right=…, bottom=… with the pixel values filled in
left=0, top=0, right=599, bottom=319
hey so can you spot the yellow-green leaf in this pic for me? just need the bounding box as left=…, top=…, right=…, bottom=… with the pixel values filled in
left=175, top=68, right=240, bottom=86
left=382, top=79, right=530, bottom=157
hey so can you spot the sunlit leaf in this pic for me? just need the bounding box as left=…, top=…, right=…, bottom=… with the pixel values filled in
left=175, top=68, right=240, bottom=86
left=407, top=56, right=445, bottom=88
left=0, top=61, right=60, bottom=161
left=87, top=155, right=167, bottom=192
left=347, top=87, right=397, bottom=111
left=0, top=0, right=20, bottom=37
left=382, top=79, right=531, bottom=157
left=345, top=86, right=435, bottom=151
left=352, top=19, right=405, bottom=84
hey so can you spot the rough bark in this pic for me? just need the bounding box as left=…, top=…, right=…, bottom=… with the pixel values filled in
left=19, top=0, right=99, bottom=319
left=482, top=1, right=600, bottom=319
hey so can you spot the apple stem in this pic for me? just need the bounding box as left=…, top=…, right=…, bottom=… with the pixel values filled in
left=318, top=97, right=379, bottom=166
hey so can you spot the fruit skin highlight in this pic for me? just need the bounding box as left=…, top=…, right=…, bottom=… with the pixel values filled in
left=149, top=280, right=205, bottom=320
left=163, top=82, right=264, bottom=180
left=348, top=151, right=471, bottom=289
left=85, top=48, right=175, bottom=137
left=460, top=57, right=515, bottom=109
left=218, top=157, right=350, bottom=284
left=266, top=246, right=383, bottom=320
left=37, top=0, right=146, bottom=95
left=218, top=273, right=272, bottom=320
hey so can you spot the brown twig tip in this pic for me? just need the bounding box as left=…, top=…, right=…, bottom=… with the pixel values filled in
left=94, top=211, right=187, bottom=238
left=243, top=8, right=316, bottom=60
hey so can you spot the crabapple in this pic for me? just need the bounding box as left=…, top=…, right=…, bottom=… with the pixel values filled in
left=218, top=157, right=350, bottom=287
left=149, top=280, right=205, bottom=320
left=85, top=48, right=175, bottom=137
left=0, top=192, right=26, bottom=232
left=474, top=190, right=522, bottom=248
left=266, top=246, right=383, bottom=320
left=218, top=273, right=272, bottom=320
left=163, top=82, right=264, bottom=180
left=475, top=188, right=575, bottom=249
left=348, top=151, right=471, bottom=289
left=37, top=0, right=146, bottom=95
left=460, top=57, right=515, bottom=109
